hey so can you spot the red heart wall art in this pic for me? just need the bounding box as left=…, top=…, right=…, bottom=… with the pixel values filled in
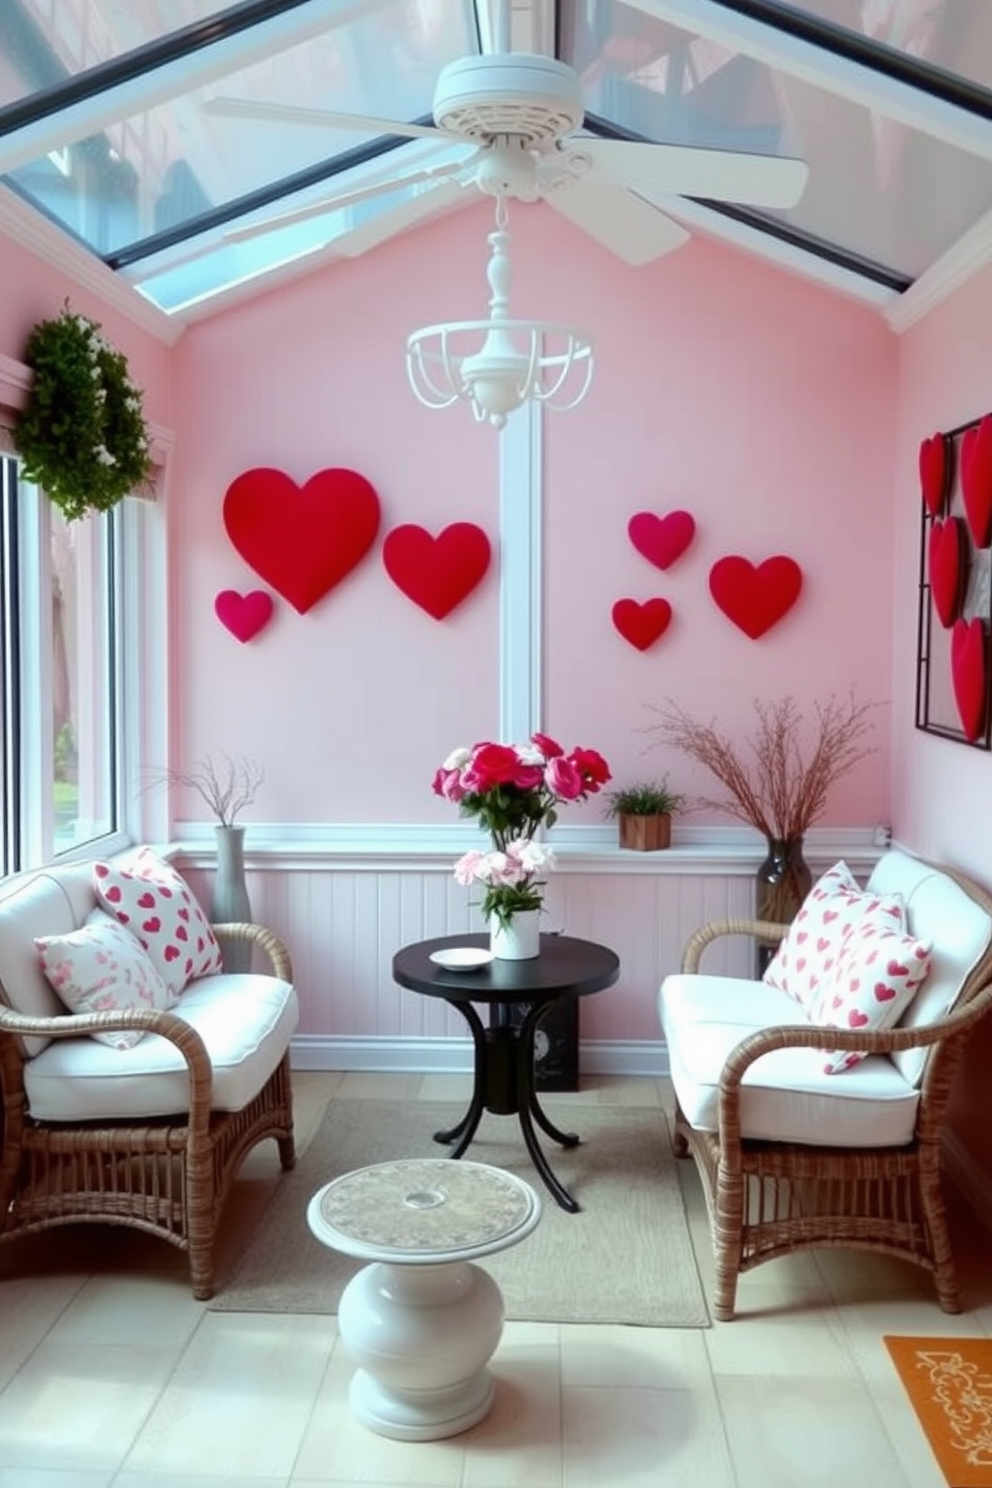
left=927, top=518, right=965, bottom=629
left=951, top=618, right=988, bottom=743
left=382, top=523, right=491, bottom=620
left=214, top=589, right=274, bottom=643
left=628, top=510, right=696, bottom=570
left=961, top=415, right=992, bottom=548
left=612, top=597, right=673, bottom=651
left=223, top=467, right=381, bottom=614
left=709, top=555, right=803, bottom=639
left=918, top=433, right=949, bottom=518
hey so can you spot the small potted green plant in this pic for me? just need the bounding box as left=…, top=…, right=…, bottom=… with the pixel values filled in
left=604, top=780, right=683, bottom=851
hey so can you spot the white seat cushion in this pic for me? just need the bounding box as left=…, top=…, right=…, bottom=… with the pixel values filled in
left=23, top=972, right=298, bottom=1122
left=659, top=972, right=920, bottom=1147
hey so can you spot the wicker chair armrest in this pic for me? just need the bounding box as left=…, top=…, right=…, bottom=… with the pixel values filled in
left=681, top=918, right=788, bottom=973
left=210, top=922, right=293, bottom=980
left=0, top=1005, right=214, bottom=1108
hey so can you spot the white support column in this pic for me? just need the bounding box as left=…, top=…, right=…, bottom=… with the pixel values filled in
left=498, top=398, right=542, bottom=744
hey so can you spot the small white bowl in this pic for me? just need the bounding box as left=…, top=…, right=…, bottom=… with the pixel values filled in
left=429, top=947, right=494, bottom=971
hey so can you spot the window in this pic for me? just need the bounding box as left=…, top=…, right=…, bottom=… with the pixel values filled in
left=0, top=456, right=151, bottom=871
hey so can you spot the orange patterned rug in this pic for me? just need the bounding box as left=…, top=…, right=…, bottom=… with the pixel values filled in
left=885, top=1336, right=992, bottom=1486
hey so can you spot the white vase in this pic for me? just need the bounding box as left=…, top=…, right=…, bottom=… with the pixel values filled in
left=489, top=909, right=541, bottom=960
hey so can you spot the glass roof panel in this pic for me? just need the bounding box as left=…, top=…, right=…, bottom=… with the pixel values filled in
left=2, top=0, right=477, bottom=257
left=123, top=139, right=470, bottom=313
left=777, top=1, right=992, bottom=94
left=0, top=0, right=232, bottom=107
left=562, top=0, right=992, bottom=281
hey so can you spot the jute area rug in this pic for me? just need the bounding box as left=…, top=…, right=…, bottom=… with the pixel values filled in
left=211, top=1098, right=710, bottom=1328
left=885, top=1336, right=992, bottom=1486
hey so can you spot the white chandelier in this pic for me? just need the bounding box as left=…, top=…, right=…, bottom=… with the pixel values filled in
left=406, top=196, right=593, bottom=429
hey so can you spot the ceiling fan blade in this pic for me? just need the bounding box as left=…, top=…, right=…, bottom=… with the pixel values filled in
left=203, top=95, right=443, bottom=140
left=544, top=178, right=689, bottom=266
left=578, top=140, right=809, bottom=210
left=224, top=161, right=466, bottom=243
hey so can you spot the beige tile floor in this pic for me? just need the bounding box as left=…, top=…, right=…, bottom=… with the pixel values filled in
left=0, top=1070, right=990, bottom=1487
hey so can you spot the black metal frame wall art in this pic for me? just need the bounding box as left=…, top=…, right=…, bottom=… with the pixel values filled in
left=916, top=415, right=992, bottom=749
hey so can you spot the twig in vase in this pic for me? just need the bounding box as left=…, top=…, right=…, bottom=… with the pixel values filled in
left=143, top=753, right=264, bottom=827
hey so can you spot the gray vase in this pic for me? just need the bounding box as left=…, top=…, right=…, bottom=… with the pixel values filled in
left=211, top=825, right=253, bottom=973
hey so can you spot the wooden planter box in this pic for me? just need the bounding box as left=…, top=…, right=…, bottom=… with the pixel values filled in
left=618, top=813, right=672, bottom=851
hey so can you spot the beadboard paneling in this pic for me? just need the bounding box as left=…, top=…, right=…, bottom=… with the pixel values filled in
left=183, top=856, right=760, bottom=1046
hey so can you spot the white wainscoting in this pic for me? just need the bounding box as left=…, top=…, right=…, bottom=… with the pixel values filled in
left=176, top=825, right=881, bottom=1075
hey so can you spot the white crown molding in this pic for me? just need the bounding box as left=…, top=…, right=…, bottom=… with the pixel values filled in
left=884, top=204, right=992, bottom=333
left=0, top=186, right=181, bottom=345
left=653, top=195, right=897, bottom=311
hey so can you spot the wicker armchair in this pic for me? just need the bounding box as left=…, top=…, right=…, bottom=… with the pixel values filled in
left=0, top=863, right=298, bottom=1299
left=659, top=851, right=992, bottom=1321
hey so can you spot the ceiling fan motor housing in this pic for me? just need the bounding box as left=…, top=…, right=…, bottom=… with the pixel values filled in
left=432, top=54, right=585, bottom=147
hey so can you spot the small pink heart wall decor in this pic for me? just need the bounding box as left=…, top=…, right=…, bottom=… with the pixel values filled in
left=382, top=523, right=491, bottom=619
left=927, top=518, right=965, bottom=629
left=918, top=433, right=948, bottom=518
left=214, top=589, right=274, bottom=643
left=709, top=555, right=803, bottom=639
left=961, top=415, right=992, bottom=548
left=628, top=510, right=696, bottom=570
left=223, top=467, right=381, bottom=614
left=612, top=598, right=673, bottom=651
left=951, top=618, right=988, bottom=742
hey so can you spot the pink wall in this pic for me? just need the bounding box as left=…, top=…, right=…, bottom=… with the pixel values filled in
left=0, top=235, right=171, bottom=424
left=171, top=201, right=896, bottom=828
left=892, top=259, right=992, bottom=1181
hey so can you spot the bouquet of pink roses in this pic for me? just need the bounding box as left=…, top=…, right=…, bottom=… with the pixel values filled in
left=435, top=733, right=610, bottom=928
left=454, top=838, right=556, bottom=929
left=433, top=733, right=611, bottom=849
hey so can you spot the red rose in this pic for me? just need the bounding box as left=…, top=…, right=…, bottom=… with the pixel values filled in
left=569, top=748, right=611, bottom=792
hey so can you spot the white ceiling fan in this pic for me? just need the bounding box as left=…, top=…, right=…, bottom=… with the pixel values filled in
left=204, top=14, right=809, bottom=267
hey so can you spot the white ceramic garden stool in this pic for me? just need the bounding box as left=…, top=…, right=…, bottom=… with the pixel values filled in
left=306, top=1157, right=541, bottom=1441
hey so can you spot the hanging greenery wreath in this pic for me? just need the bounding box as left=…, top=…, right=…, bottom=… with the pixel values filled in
left=14, top=302, right=153, bottom=522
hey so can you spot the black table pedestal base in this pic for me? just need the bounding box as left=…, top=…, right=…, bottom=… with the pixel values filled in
left=432, top=998, right=584, bottom=1213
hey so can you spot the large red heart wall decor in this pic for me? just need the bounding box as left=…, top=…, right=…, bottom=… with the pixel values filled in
left=223, top=467, right=381, bottom=614
left=918, top=433, right=949, bottom=518
left=951, top=618, right=988, bottom=742
left=961, top=415, right=992, bottom=548
left=214, top=589, right=274, bottom=642
left=927, top=518, right=965, bottom=629
left=709, top=555, right=803, bottom=639
left=382, top=523, right=491, bottom=619
left=628, top=510, right=696, bottom=570
left=612, top=598, right=673, bottom=651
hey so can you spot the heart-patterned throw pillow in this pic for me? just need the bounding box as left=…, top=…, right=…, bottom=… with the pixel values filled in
left=35, top=910, right=178, bottom=1049
left=93, top=849, right=223, bottom=997
left=762, top=861, right=906, bottom=1012
left=809, top=918, right=932, bottom=1075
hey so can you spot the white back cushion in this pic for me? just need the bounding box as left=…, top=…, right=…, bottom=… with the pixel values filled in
left=868, top=851, right=992, bottom=1084
left=0, top=865, right=95, bottom=1055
